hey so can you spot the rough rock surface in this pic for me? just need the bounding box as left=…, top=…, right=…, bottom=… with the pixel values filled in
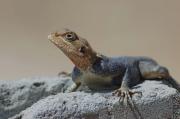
left=10, top=80, right=180, bottom=119
left=0, top=75, right=73, bottom=119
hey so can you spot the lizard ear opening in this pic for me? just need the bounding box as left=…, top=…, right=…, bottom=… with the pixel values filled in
left=79, top=46, right=86, bottom=54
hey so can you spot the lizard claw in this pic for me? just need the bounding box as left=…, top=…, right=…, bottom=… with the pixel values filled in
left=113, top=88, right=143, bottom=119
left=112, top=88, right=142, bottom=105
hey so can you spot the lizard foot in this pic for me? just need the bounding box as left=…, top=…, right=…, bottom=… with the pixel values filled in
left=112, top=88, right=142, bottom=106
left=113, top=88, right=143, bottom=119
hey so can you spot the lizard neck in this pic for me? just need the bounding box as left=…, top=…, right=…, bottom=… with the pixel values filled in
left=66, top=50, right=98, bottom=71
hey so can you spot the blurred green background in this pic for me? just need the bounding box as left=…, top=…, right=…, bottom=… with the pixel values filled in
left=0, top=0, right=179, bottom=82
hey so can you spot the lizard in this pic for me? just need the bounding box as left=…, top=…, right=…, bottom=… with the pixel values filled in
left=48, top=29, right=180, bottom=118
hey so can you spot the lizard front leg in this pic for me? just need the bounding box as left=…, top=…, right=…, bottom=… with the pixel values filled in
left=113, top=68, right=142, bottom=105
left=113, top=67, right=143, bottom=119
left=64, top=66, right=82, bottom=93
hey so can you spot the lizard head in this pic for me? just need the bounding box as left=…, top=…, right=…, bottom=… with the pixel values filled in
left=48, top=29, right=97, bottom=71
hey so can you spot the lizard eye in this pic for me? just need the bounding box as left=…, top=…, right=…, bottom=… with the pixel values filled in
left=65, top=32, right=77, bottom=41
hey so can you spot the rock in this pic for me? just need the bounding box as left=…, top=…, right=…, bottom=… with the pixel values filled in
left=10, top=80, right=180, bottom=119
left=0, top=75, right=74, bottom=119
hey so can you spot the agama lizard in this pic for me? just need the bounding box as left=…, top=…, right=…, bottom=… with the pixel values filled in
left=48, top=29, right=180, bottom=118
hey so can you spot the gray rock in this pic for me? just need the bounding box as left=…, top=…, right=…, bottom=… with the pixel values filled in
left=0, top=75, right=74, bottom=119
left=10, top=80, right=180, bottom=119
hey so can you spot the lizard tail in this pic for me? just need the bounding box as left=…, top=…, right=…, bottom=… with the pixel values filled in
left=165, top=76, right=180, bottom=92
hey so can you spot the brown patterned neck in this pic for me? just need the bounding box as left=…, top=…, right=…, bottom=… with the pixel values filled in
left=66, top=50, right=97, bottom=71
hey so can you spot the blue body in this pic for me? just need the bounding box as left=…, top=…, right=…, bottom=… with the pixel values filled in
left=71, top=56, right=155, bottom=88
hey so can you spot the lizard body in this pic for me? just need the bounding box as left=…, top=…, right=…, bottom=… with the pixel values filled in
left=48, top=30, right=180, bottom=119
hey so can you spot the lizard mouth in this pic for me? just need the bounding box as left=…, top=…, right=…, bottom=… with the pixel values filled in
left=48, top=33, right=65, bottom=48
left=48, top=33, right=57, bottom=43
left=48, top=32, right=61, bottom=40
left=48, top=34, right=54, bottom=42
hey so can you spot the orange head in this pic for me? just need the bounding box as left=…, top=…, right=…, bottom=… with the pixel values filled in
left=48, top=29, right=97, bottom=71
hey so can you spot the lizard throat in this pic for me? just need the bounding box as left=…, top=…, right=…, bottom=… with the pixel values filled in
left=65, top=51, right=97, bottom=71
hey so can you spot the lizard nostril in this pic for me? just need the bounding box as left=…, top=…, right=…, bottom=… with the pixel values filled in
left=54, top=32, right=61, bottom=37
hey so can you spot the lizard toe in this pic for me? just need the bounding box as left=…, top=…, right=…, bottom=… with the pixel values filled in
left=113, top=88, right=142, bottom=106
